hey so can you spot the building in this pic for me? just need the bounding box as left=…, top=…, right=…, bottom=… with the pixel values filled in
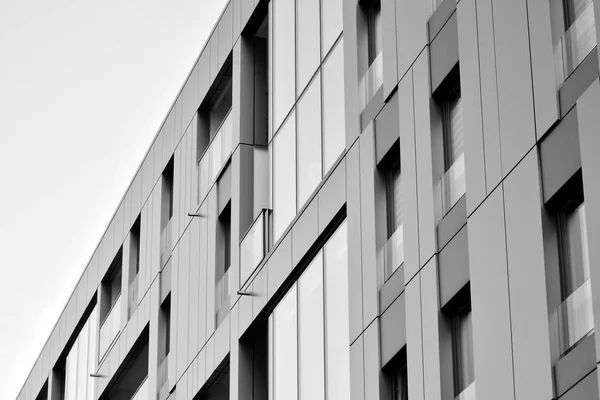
left=16, top=0, right=600, bottom=398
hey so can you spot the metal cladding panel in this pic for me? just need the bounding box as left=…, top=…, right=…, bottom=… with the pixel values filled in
left=398, top=71, right=421, bottom=281
left=413, top=52, right=436, bottom=267
left=198, top=203, right=208, bottom=348
left=318, top=157, right=346, bottom=234
left=169, top=246, right=179, bottom=393
left=430, top=14, right=459, bottom=93
left=342, top=0, right=360, bottom=147
left=421, top=258, right=442, bottom=400
left=219, top=2, right=234, bottom=66
left=358, top=127, right=379, bottom=327
left=206, top=189, right=218, bottom=337
left=163, top=108, right=176, bottom=168
left=176, top=229, right=190, bottom=381
left=142, top=145, right=155, bottom=205
left=396, top=0, right=427, bottom=79
left=182, top=63, right=199, bottom=132
left=198, top=51, right=211, bottom=108
left=382, top=0, right=398, bottom=98
left=346, top=142, right=364, bottom=341
left=363, top=320, right=381, bottom=400
left=504, top=149, right=554, bottom=400
left=476, top=0, right=503, bottom=194
left=468, top=187, right=515, bottom=400
left=457, top=0, right=486, bottom=215
left=292, top=197, right=319, bottom=267
left=405, top=275, right=424, bottom=400
left=527, top=0, right=560, bottom=138
left=188, top=217, right=200, bottom=360
left=380, top=293, right=406, bottom=366
left=576, top=79, right=600, bottom=362
left=350, top=337, right=366, bottom=400
left=492, top=0, right=536, bottom=175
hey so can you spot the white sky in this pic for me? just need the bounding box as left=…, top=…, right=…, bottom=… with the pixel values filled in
left=0, top=0, right=228, bottom=398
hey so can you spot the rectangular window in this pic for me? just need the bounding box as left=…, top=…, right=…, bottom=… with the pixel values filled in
left=451, top=305, right=474, bottom=397
left=363, top=0, right=382, bottom=66
left=161, top=158, right=174, bottom=266
left=158, top=296, right=171, bottom=390
left=128, top=216, right=141, bottom=319
left=269, top=221, right=349, bottom=400
left=390, top=358, right=408, bottom=400
left=272, top=112, right=297, bottom=242
left=558, top=203, right=590, bottom=299
left=385, top=160, right=402, bottom=238
left=442, top=84, right=463, bottom=172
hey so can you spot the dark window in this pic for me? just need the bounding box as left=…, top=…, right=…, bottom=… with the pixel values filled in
left=219, top=202, right=232, bottom=274
left=451, top=304, right=474, bottom=397
left=365, top=0, right=382, bottom=65
left=100, top=250, right=123, bottom=324
left=391, top=360, right=408, bottom=400
left=557, top=202, right=590, bottom=300
left=442, top=83, right=463, bottom=172
left=385, top=159, right=402, bottom=238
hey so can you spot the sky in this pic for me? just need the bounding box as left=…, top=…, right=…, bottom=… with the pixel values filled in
left=0, top=0, right=228, bottom=398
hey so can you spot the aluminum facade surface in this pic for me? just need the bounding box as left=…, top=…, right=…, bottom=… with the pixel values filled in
left=18, top=0, right=600, bottom=399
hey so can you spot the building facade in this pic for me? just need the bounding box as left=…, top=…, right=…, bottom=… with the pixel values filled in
left=17, top=0, right=600, bottom=399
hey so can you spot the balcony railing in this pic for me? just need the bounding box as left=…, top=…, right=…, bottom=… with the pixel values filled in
left=554, top=279, right=594, bottom=356
left=158, top=353, right=170, bottom=391
left=378, top=226, right=404, bottom=282
left=99, top=295, right=122, bottom=359
left=160, top=218, right=173, bottom=267
left=199, top=110, right=233, bottom=204
left=436, top=153, right=466, bottom=217
left=556, top=1, right=597, bottom=83
left=128, top=274, right=139, bottom=318
left=240, top=209, right=269, bottom=287
left=456, top=382, right=476, bottom=400
left=131, top=377, right=149, bottom=400
left=359, top=52, right=383, bottom=111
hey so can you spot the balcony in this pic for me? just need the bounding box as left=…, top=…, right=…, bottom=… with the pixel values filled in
left=158, top=353, right=170, bottom=391
left=436, top=153, right=466, bottom=217
left=99, top=294, right=122, bottom=359
left=378, top=226, right=404, bottom=281
left=240, top=209, right=269, bottom=287
left=215, top=267, right=231, bottom=326
left=556, top=1, right=597, bottom=83
left=358, top=52, right=383, bottom=111
left=128, top=274, right=139, bottom=318
left=456, top=382, right=475, bottom=400
left=160, top=218, right=173, bottom=267
left=199, top=109, right=233, bottom=204
left=131, top=377, right=149, bottom=400
left=553, top=279, right=594, bottom=357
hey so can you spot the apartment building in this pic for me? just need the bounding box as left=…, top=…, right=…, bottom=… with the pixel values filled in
left=16, top=0, right=600, bottom=399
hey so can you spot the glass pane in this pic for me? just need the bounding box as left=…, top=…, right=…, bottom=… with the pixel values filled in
left=273, top=0, right=296, bottom=132
left=322, top=39, right=346, bottom=174
left=321, top=0, right=343, bottom=57
left=297, top=75, right=323, bottom=210
left=447, top=95, right=464, bottom=167
left=325, top=221, right=350, bottom=400
left=273, top=286, right=298, bottom=400
left=273, top=112, right=297, bottom=242
left=299, top=253, right=325, bottom=400
left=459, top=312, right=475, bottom=392
left=564, top=203, right=590, bottom=293
left=297, top=0, right=321, bottom=95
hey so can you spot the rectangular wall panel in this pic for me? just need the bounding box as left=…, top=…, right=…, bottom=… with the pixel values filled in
left=467, top=187, right=515, bottom=400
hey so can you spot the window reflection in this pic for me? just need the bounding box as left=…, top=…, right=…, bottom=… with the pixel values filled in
left=297, top=0, right=321, bottom=95
left=322, top=39, right=346, bottom=174
left=273, top=0, right=296, bottom=132
left=297, top=75, right=323, bottom=210
left=273, top=112, right=297, bottom=242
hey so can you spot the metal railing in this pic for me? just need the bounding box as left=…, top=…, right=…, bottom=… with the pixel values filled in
left=436, top=153, right=466, bottom=217
left=554, top=279, right=594, bottom=356
left=130, top=377, right=149, bottom=400
left=128, top=274, right=139, bottom=318
left=240, top=209, right=269, bottom=287
left=160, top=218, right=173, bottom=267
left=378, top=226, right=404, bottom=282
left=99, top=295, right=122, bottom=359
left=556, top=1, right=597, bottom=83
left=456, top=382, right=476, bottom=400
left=358, top=52, right=383, bottom=111
left=158, top=353, right=170, bottom=391
left=198, top=110, right=233, bottom=203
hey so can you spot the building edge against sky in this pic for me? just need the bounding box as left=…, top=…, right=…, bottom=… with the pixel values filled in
left=16, top=0, right=600, bottom=399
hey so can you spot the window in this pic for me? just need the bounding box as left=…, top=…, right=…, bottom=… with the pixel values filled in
left=442, top=84, right=463, bottom=173
left=270, top=222, right=349, bottom=400
left=297, top=74, right=322, bottom=209
left=100, top=251, right=122, bottom=324
left=158, top=296, right=171, bottom=390
left=216, top=202, right=232, bottom=327
left=451, top=305, right=474, bottom=397
left=128, top=216, right=141, bottom=318
left=558, top=202, right=590, bottom=299
left=391, top=362, right=408, bottom=400
left=562, top=0, right=591, bottom=30
left=272, top=112, right=297, bottom=242
left=161, top=158, right=174, bottom=266
left=385, top=159, right=402, bottom=238
left=362, top=0, right=382, bottom=66
left=219, top=202, right=232, bottom=275
left=322, top=39, right=346, bottom=174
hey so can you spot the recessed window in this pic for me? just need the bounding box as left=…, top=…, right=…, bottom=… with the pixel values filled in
left=451, top=304, right=474, bottom=397
left=385, top=159, right=402, bottom=239
left=558, top=202, right=590, bottom=299
left=442, top=84, right=463, bottom=173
